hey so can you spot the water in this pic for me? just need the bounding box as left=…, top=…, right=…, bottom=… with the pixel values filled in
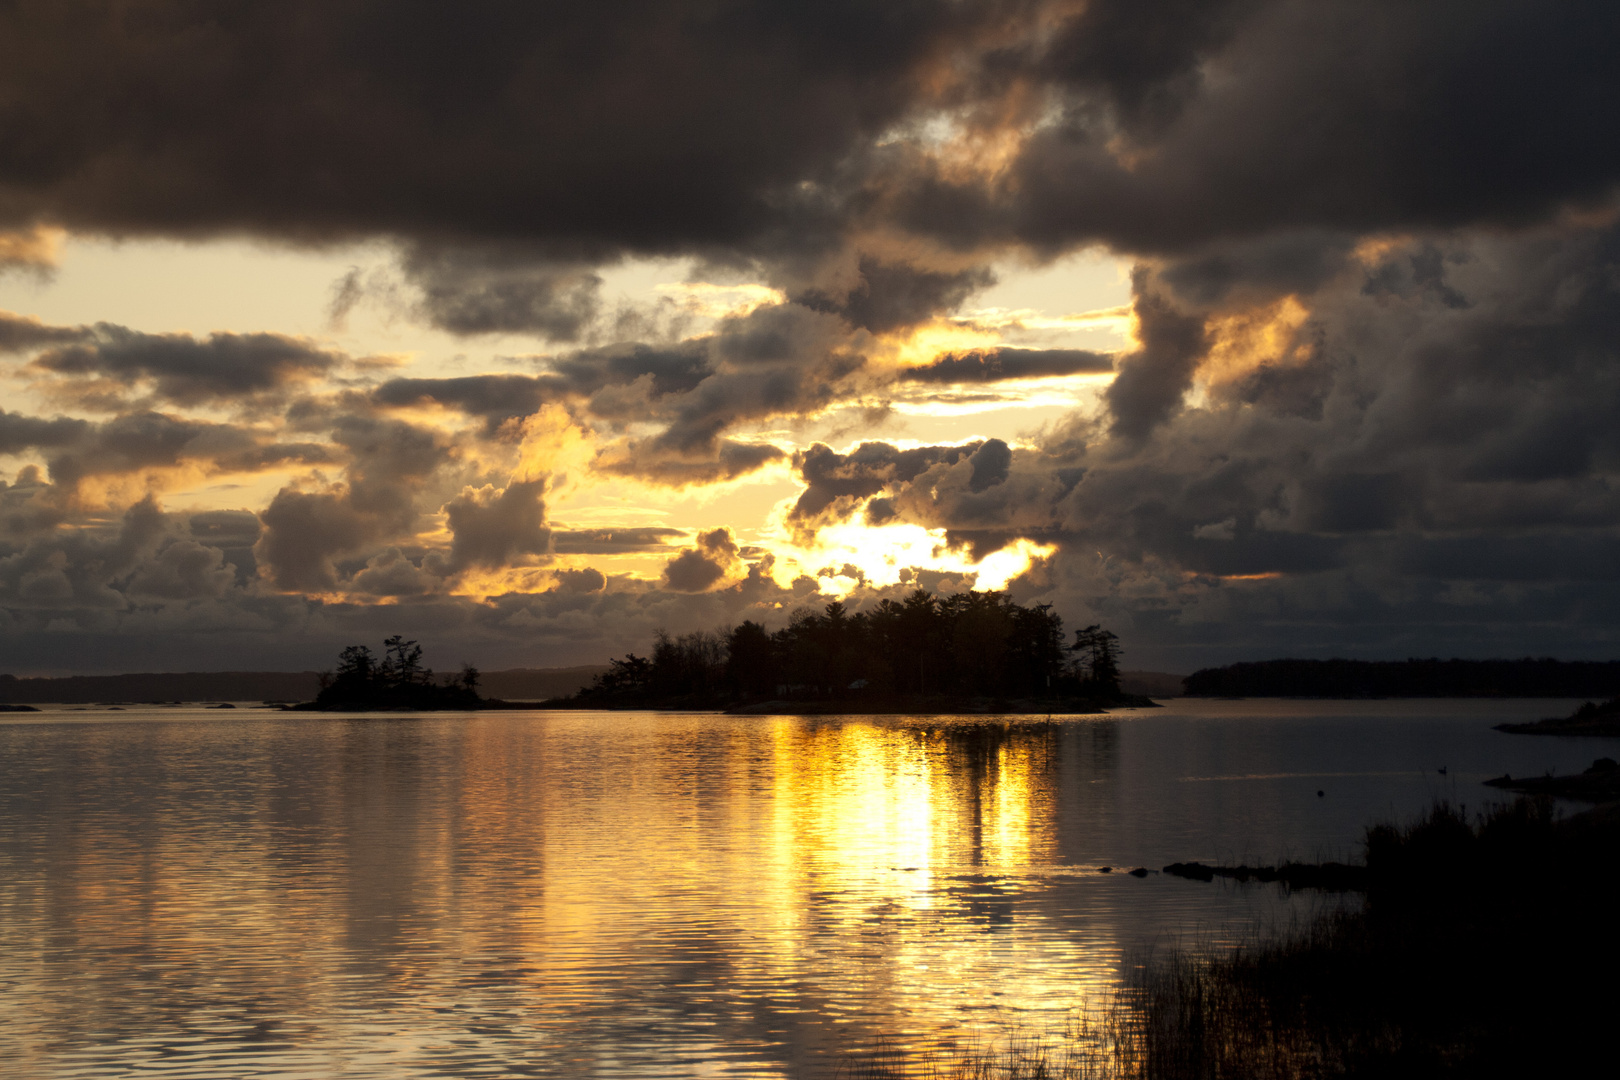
left=1, top=699, right=1614, bottom=1078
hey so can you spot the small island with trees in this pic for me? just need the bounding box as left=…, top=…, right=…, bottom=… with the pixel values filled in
left=552, top=589, right=1154, bottom=713
left=289, top=593, right=1151, bottom=714
left=291, top=635, right=493, bottom=711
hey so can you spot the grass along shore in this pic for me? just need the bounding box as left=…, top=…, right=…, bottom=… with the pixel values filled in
left=841, top=796, right=1620, bottom=1080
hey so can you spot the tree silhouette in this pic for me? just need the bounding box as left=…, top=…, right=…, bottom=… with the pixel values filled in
left=575, top=589, right=1130, bottom=706
left=314, top=637, right=479, bottom=710
left=1070, top=624, right=1121, bottom=695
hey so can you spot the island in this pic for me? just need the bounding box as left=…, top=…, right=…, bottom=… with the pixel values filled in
left=548, top=590, right=1156, bottom=713
left=288, top=637, right=516, bottom=711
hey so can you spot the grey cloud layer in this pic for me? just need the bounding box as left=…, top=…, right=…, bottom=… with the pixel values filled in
left=5, top=2, right=1620, bottom=670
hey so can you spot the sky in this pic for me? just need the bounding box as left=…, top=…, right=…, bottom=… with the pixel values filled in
left=2, top=1, right=1619, bottom=676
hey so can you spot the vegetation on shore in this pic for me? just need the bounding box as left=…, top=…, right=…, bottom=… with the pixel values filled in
left=1495, top=695, right=1620, bottom=736
left=1486, top=756, right=1620, bottom=801
left=294, top=636, right=487, bottom=711
left=1183, top=656, right=1620, bottom=698
left=847, top=797, right=1620, bottom=1079
left=556, top=590, right=1150, bottom=712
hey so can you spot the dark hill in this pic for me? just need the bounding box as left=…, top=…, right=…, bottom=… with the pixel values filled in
left=0, top=666, right=608, bottom=705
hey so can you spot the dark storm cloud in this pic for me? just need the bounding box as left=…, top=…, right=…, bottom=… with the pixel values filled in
left=0, top=311, right=87, bottom=352
left=0, top=2, right=993, bottom=257
left=789, top=440, right=981, bottom=530
left=1103, top=271, right=1209, bottom=439
left=1, top=3, right=1616, bottom=278
left=6, top=2, right=1620, bottom=672
left=399, top=245, right=603, bottom=340
left=796, top=259, right=995, bottom=335
left=551, top=528, right=685, bottom=555
left=327, top=415, right=455, bottom=528
left=372, top=374, right=555, bottom=432
left=0, top=495, right=194, bottom=609
left=549, top=342, right=713, bottom=399
left=663, top=528, right=741, bottom=593
left=31, top=327, right=340, bottom=403
left=188, top=510, right=262, bottom=547
left=598, top=438, right=787, bottom=487
left=0, top=409, right=89, bottom=455
left=899, top=1, right=1620, bottom=256
left=38, top=411, right=330, bottom=489
left=904, top=347, right=1113, bottom=383
left=838, top=222, right=1620, bottom=665
left=444, top=478, right=551, bottom=572
left=256, top=489, right=381, bottom=593
left=553, top=567, right=607, bottom=594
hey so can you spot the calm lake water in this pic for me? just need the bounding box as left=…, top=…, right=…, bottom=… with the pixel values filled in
left=2, top=699, right=1615, bottom=1078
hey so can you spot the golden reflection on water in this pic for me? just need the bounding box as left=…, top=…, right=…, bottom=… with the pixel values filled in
left=0, top=710, right=1215, bottom=1078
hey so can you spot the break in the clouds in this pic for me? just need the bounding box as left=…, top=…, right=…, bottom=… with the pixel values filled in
left=2, top=1, right=1620, bottom=673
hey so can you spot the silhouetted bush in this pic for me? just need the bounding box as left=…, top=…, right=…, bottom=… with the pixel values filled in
left=844, top=798, right=1620, bottom=1079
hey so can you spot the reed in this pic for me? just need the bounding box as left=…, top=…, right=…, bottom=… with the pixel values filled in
left=840, top=798, right=1619, bottom=1080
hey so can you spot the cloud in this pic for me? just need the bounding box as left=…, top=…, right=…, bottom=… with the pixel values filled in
left=444, top=478, right=551, bottom=571
left=663, top=527, right=743, bottom=592
left=789, top=440, right=981, bottom=532
left=5, top=4, right=1620, bottom=673
left=549, top=341, right=713, bottom=400
left=1104, top=270, right=1209, bottom=439
left=256, top=488, right=384, bottom=593
left=373, top=374, right=555, bottom=434
left=126, top=539, right=236, bottom=600
left=904, top=347, right=1114, bottom=382
left=796, top=258, right=995, bottom=334
left=0, top=2, right=993, bottom=259
left=0, top=409, right=89, bottom=455
left=400, top=244, right=603, bottom=339
left=0, top=310, right=86, bottom=352
left=551, top=527, right=684, bottom=554
left=30, top=327, right=340, bottom=403
left=0, top=227, right=63, bottom=273
left=553, top=566, right=606, bottom=593
left=597, top=438, right=787, bottom=488
left=351, top=547, right=439, bottom=597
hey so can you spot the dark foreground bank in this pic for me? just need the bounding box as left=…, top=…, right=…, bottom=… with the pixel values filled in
left=848, top=797, right=1620, bottom=1080
left=1495, top=695, right=1620, bottom=736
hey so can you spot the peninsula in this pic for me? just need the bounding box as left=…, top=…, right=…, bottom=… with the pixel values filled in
left=1495, top=696, right=1620, bottom=736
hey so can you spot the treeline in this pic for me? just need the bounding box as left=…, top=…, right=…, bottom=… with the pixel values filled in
left=310, top=636, right=483, bottom=710
left=1184, top=657, right=1620, bottom=698
left=576, top=589, right=1128, bottom=707
left=0, top=671, right=322, bottom=704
